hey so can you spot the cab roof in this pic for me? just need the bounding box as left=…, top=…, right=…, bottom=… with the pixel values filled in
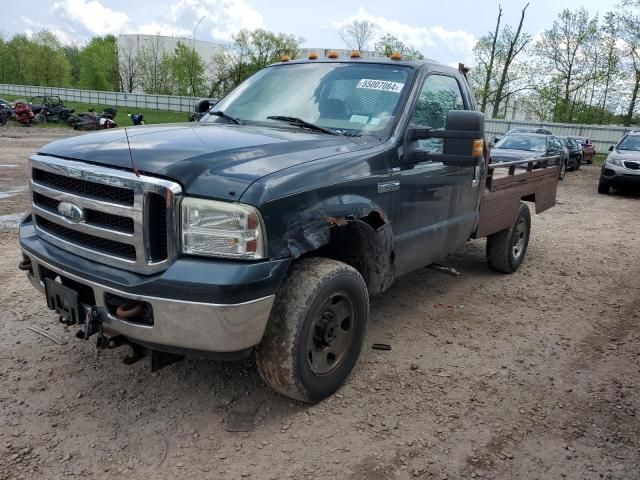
left=272, top=56, right=461, bottom=74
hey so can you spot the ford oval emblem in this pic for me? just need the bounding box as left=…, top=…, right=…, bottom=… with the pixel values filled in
left=57, top=201, right=85, bottom=223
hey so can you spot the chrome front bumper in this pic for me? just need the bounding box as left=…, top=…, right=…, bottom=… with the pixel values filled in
left=23, top=252, right=275, bottom=353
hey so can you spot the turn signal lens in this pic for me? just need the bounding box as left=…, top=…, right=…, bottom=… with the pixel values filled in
left=350, top=50, right=361, bottom=58
left=281, top=55, right=290, bottom=62
left=390, top=52, right=402, bottom=60
left=308, top=51, right=318, bottom=60
left=472, top=139, right=484, bottom=158
left=328, top=50, right=339, bottom=58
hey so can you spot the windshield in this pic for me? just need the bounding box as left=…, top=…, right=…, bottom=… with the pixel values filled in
left=494, top=134, right=547, bottom=152
left=203, top=62, right=413, bottom=135
left=617, top=135, right=640, bottom=151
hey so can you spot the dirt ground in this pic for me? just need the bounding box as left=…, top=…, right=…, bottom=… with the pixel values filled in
left=0, top=124, right=638, bottom=480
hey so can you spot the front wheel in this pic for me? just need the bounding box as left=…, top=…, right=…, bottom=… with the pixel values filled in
left=256, top=258, right=369, bottom=403
left=575, top=155, right=582, bottom=170
left=598, top=179, right=610, bottom=194
left=486, top=202, right=531, bottom=274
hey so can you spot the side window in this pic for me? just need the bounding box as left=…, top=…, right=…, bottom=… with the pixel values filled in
left=410, top=74, right=466, bottom=153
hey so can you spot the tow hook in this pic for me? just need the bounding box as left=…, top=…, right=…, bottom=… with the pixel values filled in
left=17, top=257, right=32, bottom=271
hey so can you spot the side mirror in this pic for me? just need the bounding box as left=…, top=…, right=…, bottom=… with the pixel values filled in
left=493, top=137, right=500, bottom=144
left=406, top=125, right=431, bottom=141
left=407, top=110, right=484, bottom=167
left=608, top=145, right=614, bottom=152
left=197, top=99, right=213, bottom=113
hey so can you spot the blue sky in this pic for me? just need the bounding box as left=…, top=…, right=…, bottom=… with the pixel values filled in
left=0, top=0, right=619, bottom=65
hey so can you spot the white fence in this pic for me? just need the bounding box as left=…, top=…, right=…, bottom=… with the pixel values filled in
left=0, top=84, right=634, bottom=149
left=486, top=118, right=631, bottom=154
left=0, top=84, right=198, bottom=113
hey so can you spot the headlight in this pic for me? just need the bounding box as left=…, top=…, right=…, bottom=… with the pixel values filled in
left=608, top=155, right=623, bottom=166
left=181, top=198, right=266, bottom=259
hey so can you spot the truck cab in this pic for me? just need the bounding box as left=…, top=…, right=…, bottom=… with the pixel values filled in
left=19, top=56, right=558, bottom=403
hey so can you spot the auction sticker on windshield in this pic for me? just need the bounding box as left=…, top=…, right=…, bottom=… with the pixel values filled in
left=356, top=79, right=405, bottom=93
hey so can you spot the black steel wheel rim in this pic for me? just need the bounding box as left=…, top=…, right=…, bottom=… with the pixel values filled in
left=306, top=292, right=356, bottom=376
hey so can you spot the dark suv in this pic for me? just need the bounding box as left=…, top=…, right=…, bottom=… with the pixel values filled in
left=599, top=132, right=640, bottom=194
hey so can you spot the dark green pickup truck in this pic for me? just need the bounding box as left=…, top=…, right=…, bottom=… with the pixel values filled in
left=19, top=56, right=559, bottom=402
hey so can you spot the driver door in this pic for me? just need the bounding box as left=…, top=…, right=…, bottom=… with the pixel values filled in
left=393, top=73, right=479, bottom=276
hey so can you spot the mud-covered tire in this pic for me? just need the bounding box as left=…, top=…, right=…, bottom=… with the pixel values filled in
left=34, top=113, right=46, bottom=124
left=598, top=179, right=610, bottom=194
left=486, top=202, right=531, bottom=274
left=256, top=258, right=369, bottom=403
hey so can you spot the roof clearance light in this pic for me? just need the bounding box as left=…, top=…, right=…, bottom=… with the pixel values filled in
left=328, top=50, right=339, bottom=59
left=281, top=54, right=290, bottom=62
left=350, top=50, right=361, bottom=58
left=390, top=52, right=402, bottom=60
left=308, top=51, right=318, bottom=60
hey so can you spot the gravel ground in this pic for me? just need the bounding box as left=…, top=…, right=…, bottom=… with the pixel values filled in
left=0, top=125, right=638, bottom=480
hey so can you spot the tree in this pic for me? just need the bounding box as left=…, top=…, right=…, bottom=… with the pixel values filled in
left=536, top=8, right=599, bottom=122
left=491, top=3, right=531, bottom=118
left=209, top=29, right=303, bottom=97
left=118, top=35, right=139, bottom=93
left=167, top=42, right=206, bottom=96
left=620, top=12, right=640, bottom=125
left=78, top=35, right=119, bottom=90
left=137, top=35, right=171, bottom=94
left=475, top=5, right=502, bottom=113
left=29, top=31, right=71, bottom=87
left=62, top=43, right=81, bottom=86
left=374, top=34, right=424, bottom=60
left=338, top=19, right=376, bottom=51
left=598, top=13, right=621, bottom=123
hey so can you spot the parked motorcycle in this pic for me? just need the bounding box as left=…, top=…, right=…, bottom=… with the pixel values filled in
left=129, top=112, right=145, bottom=125
left=67, top=109, right=117, bottom=131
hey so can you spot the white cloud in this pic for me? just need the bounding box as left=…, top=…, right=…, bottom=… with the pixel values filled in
left=35, top=0, right=263, bottom=46
left=334, top=7, right=476, bottom=63
left=158, top=0, right=263, bottom=41
left=52, top=0, right=132, bottom=36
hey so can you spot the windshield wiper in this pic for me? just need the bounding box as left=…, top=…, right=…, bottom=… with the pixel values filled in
left=266, top=115, right=339, bottom=135
left=210, top=110, right=243, bottom=125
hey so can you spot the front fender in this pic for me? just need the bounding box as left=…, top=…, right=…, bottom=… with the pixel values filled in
left=262, top=193, right=392, bottom=259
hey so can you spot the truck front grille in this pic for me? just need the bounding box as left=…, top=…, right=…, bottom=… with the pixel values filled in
left=36, top=216, right=137, bottom=260
left=30, top=156, right=182, bottom=275
left=33, top=168, right=135, bottom=205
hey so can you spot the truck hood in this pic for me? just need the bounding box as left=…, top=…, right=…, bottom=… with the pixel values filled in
left=38, top=123, right=372, bottom=200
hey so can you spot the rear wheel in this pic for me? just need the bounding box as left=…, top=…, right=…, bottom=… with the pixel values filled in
left=34, top=113, right=46, bottom=124
left=598, top=178, right=611, bottom=194
left=486, top=203, right=531, bottom=274
left=558, top=159, right=567, bottom=180
left=256, top=258, right=368, bottom=403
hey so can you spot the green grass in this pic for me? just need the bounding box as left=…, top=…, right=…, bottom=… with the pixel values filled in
left=592, top=153, right=607, bottom=166
left=0, top=93, right=188, bottom=126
